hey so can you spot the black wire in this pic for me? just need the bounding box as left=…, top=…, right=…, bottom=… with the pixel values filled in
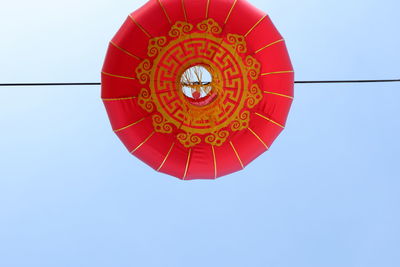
left=295, top=79, right=400, bottom=84
left=0, top=83, right=101, bottom=87
left=0, top=79, right=399, bottom=87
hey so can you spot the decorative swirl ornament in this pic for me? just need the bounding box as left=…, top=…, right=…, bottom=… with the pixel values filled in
left=138, top=19, right=262, bottom=148
left=102, top=0, right=294, bottom=180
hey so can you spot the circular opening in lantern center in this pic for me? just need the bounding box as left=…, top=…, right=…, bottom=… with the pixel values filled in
left=180, top=65, right=217, bottom=107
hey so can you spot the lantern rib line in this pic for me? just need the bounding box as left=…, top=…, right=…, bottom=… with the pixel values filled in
left=248, top=127, right=269, bottom=149
left=128, top=15, right=152, bottom=38
left=157, top=142, right=175, bottom=172
left=102, top=96, right=137, bottom=102
left=261, top=70, right=294, bottom=76
left=183, top=149, right=192, bottom=180
left=157, top=0, right=172, bottom=24
left=224, top=0, right=238, bottom=24
left=114, top=117, right=146, bottom=133
left=263, top=91, right=293, bottom=99
left=255, top=113, right=285, bottom=129
left=102, top=72, right=136, bottom=80
left=131, top=131, right=155, bottom=153
left=211, top=145, right=217, bottom=179
left=182, top=0, right=188, bottom=22
left=245, top=14, right=267, bottom=37
left=110, top=41, right=142, bottom=61
left=255, top=39, right=284, bottom=54
left=206, top=0, right=211, bottom=18
left=230, top=141, right=244, bottom=169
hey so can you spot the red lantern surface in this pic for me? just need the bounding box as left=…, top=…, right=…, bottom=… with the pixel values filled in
left=102, top=0, right=294, bottom=180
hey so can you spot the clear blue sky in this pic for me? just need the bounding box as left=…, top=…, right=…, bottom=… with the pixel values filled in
left=1, top=0, right=399, bottom=266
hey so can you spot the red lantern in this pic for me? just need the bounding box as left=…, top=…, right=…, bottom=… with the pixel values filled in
left=102, top=0, right=294, bottom=180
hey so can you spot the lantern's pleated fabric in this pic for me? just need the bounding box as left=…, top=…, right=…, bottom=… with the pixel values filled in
left=102, top=0, right=294, bottom=180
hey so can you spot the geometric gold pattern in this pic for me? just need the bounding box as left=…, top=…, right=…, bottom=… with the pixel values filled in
left=136, top=19, right=262, bottom=147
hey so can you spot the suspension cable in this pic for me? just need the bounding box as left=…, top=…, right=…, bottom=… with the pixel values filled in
left=0, top=79, right=399, bottom=87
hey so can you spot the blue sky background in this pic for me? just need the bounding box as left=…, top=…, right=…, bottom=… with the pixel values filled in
left=1, top=0, right=399, bottom=266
